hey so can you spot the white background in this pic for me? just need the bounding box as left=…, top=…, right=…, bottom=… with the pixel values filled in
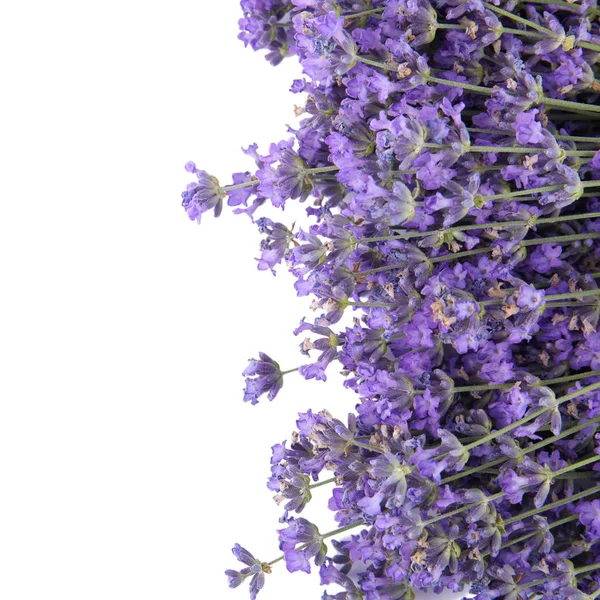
left=0, top=2, right=464, bottom=599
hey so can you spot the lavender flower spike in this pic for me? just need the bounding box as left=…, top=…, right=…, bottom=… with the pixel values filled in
left=242, top=352, right=287, bottom=404
left=225, top=543, right=271, bottom=600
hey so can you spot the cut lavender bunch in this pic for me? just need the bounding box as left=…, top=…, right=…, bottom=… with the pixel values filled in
left=181, top=0, right=600, bottom=598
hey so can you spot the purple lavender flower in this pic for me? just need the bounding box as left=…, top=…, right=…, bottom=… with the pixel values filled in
left=242, top=352, right=286, bottom=404
left=225, top=543, right=270, bottom=600
left=255, top=218, right=293, bottom=274
left=513, top=109, right=545, bottom=145
left=278, top=517, right=327, bottom=573
left=181, top=162, right=224, bottom=223
left=575, top=499, right=600, bottom=541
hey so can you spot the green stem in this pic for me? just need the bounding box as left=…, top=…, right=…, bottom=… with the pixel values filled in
left=551, top=454, right=600, bottom=478
left=522, top=232, right=600, bottom=246
left=501, top=26, right=545, bottom=39
left=545, top=301, right=599, bottom=308
left=428, top=75, right=494, bottom=96
left=575, top=563, right=600, bottom=577
left=343, top=7, right=385, bottom=19
left=321, top=521, right=363, bottom=540
left=555, top=471, right=600, bottom=480
left=549, top=113, right=600, bottom=120
left=430, top=247, right=491, bottom=264
left=519, top=0, right=588, bottom=10
left=467, top=128, right=600, bottom=144
left=579, top=41, right=600, bottom=52
left=224, top=180, right=258, bottom=192
left=281, top=367, right=299, bottom=376
left=441, top=414, right=600, bottom=485
left=495, top=514, right=577, bottom=553
left=305, top=165, right=339, bottom=175
left=544, top=289, right=600, bottom=302
left=483, top=1, right=559, bottom=36
left=353, top=440, right=383, bottom=453
left=358, top=55, right=600, bottom=114
left=481, top=184, right=567, bottom=201
left=464, top=382, right=600, bottom=453
left=515, top=579, right=547, bottom=594
left=504, top=483, right=600, bottom=525
left=422, top=492, right=505, bottom=526
left=358, top=226, right=600, bottom=275
left=355, top=55, right=394, bottom=71
left=437, top=23, right=463, bottom=30
left=379, top=211, right=600, bottom=242
left=481, top=288, right=600, bottom=306
left=543, top=96, right=600, bottom=113
left=267, top=520, right=364, bottom=566
left=223, top=165, right=338, bottom=192
left=308, top=476, right=336, bottom=490
left=347, top=301, right=397, bottom=308
left=468, top=145, right=546, bottom=153
left=454, top=369, right=600, bottom=393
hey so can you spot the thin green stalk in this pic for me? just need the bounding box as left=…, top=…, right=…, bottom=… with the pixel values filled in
left=224, top=179, right=258, bottom=192
left=548, top=113, right=600, bottom=120
left=430, top=247, right=492, bottom=263
left=504, top=485, right=600, bottom=525
left=267, top=520, right=364, bottom=566
left=422, top=492, right=506, bottom=526
left=544, top=289, right=600, bottom=302
left=347, top=301, right=397, bottom=308
left=426, top=456, right=595, bottom=527
left=519, top=0, right=588, bottom=10
left=281, top=367, right=299, bottom=376
left=454, top=369, right=600, bottom=393
left=495, top=514, right=577, bottom=553
left=383, top=212, right=600, bottom=241
left=481, top=288, right=600, bottom=306
left=522, top=232, right=600, bottom=246
left=428, top=75, right=494, bottom=96
left=579, top=41, right=600, bottom=52
left=501, top=26, right=545, bottom=39
left=552, top=454, right=600, bottom=478
left=360, top=229, right=600, bottom=274
left=437, top=23, right=463, bottom=30
left=464, top=382, right=600, bottom=453
left=343, top=7, right=385, bottom=20
left=482, top=184, right=564, bottom=201
left=358, top=55, right=600, bottom=114
left=545, top=301, right=599, bottom=308
left=468, top=145, right=544, bottom=153
left=223, top=165, right=338, bottom=192
left=543, top=96, right=600, bottom=113
left=467, top=128, right=600, bottom=143
left=483, top=1, right=559, bottom=36
left=353, top=440, right=383, bottom=453
left=308, top=476, right=336, bottom=490
left=441, top=414, right=600, bottom=485
left=515, top=579, right=548, bottom=594
left=575, top=563, right=600, bottom=577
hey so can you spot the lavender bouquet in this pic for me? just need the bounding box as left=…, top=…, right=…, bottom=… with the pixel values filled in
left=181, top=0, right=600, bottom=598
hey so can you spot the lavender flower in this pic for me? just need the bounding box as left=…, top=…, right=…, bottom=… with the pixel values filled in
left=225, top=543, right=271, bottom=600
left=181, top=1, right=600, bottom=597
left=242, top=352, right=286, bottom=404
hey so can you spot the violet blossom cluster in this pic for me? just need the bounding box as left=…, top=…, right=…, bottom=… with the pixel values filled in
left=182, top=0, right=600, bottom=598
